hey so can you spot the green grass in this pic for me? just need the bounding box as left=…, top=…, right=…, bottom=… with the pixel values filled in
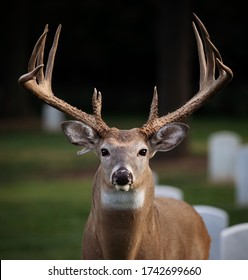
left=0, top=179, right=92, bottom=259
left=0, top=116, right=248, bottom=259
left=189, top=116, right=248, bottom=155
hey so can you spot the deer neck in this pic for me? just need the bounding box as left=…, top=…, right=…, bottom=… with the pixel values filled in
left=91, top=165, right=155, bottom=259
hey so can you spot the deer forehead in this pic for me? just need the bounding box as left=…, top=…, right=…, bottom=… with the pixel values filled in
left=100, top=128, right=147, bottom=150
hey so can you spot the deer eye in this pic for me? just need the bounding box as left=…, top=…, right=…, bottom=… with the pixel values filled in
left=101, top=148, right=110, bottom=157
left=138, top=149, right=147, bottom=156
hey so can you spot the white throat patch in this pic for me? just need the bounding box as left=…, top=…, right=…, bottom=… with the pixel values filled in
left=101, top=188, right=145, bottom=210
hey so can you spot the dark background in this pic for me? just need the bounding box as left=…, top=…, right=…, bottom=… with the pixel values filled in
left=0, top=0, right=247, bottom=120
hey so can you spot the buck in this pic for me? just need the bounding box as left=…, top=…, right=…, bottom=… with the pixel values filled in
left=19, top=14, right=233, bottom=259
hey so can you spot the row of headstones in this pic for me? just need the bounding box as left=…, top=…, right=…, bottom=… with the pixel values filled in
left=154, top=184, right=248, bottom=260
left=194, top=205, right=248, bottom=260
left=208, top=131, right=248, bottom=206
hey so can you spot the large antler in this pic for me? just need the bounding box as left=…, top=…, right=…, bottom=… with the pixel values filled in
left=18, top=24, right=109, bottom=137
left=140, top=13, right=233, bottom=138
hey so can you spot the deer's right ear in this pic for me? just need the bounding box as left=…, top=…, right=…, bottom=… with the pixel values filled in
left=61, top=121, right=100, bottom=155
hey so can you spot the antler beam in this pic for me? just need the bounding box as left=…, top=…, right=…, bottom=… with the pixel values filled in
left=139, top=13, right=233, bottom=138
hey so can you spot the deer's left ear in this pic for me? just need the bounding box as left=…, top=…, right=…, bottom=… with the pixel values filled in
left=148, top=122, right=189, bottom=153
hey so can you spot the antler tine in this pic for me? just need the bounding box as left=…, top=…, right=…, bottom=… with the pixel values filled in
left=147, top=86, right=159, bottom=122
left=19, top=27, right=48, bottom=84
left=140, top=14, right=233, bottom=138
left=192, top=16, right=211, bottom=88
left=45, top=24, right=61, bottom=90
left=19, top=25, right=109, bottom=136
left=27, top=25, right=48, bottom=74
left=91, top=88, right=110, bottom=132
left=92, top=88, right=102, bottom=118
left=36, top=24, right=48, bottom=83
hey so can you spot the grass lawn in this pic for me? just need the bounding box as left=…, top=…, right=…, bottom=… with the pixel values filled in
left=0, top=178, right=91, bottom=259
left=0, top=116, right=248, bottom=259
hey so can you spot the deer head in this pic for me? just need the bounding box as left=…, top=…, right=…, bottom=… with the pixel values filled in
left=18, top=14, right=233, bottom=194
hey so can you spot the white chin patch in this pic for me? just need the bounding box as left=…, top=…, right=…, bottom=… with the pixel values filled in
left=115, top=184, right=130, bottom=192
left=101, top=188, right=145, bottom=210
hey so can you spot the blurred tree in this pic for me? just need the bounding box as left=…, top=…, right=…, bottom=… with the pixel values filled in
left=155, top=0, right=191, bottom=157
left=156, top=0, right=191, bottom=117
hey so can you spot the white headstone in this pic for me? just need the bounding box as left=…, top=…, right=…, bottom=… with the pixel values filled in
left=42, top=104, right=65, bottom=133
left=220, top=223, right=248, bottom=260
left=194, top=205, right=229, bottom=260
left=208, top=131, right=241, bottom=182
left=234, top=145, right=248, bottom=206
left=155, top=185, right=184, bottom=200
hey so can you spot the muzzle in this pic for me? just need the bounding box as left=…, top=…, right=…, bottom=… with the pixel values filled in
left=112, top=167, right=133, bottom=189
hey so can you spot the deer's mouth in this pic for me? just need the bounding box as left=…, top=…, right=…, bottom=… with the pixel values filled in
left=115, top=184, right=131, bottom=192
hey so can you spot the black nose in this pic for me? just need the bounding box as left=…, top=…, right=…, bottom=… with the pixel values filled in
left=112, top=168, right=133, bottom=186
